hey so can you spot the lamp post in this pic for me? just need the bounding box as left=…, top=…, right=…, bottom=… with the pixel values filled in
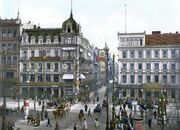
left=104, top=43, right=109, bottom=130
left=158, top=90, right=166, bottom=130
left=1, top=50, right=8, bottom=130
left=112, top=54, right=115, bottom=121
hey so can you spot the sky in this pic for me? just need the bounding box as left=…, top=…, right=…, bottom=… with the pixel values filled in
left=0, top=0, right=180, bottom=54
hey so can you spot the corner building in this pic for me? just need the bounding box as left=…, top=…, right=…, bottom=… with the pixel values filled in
left=117, top=31, right=180, bottom=103
left=0, top=17, right=21, bottom=98
left=19, top=12, right=94, bottom=99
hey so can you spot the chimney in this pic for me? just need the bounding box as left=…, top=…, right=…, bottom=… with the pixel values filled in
left=152, top=31, right=161, bottom=34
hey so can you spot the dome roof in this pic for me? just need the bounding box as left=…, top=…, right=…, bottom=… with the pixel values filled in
left=62, top=11, right=79, bottom=33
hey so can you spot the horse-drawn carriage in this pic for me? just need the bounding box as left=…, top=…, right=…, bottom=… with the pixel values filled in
left=52, top=102, right=71, bottom=119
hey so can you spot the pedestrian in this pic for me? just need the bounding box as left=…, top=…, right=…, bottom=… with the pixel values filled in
left=45, top=110, right=48, bottom=119
left=83, top=119, right=88, bottom=130
left=85, top=104, right=88, bottom=112
left=119, top=123, right=124, bottom=130
left=54, top=121, right=60, bottom=130
left=38, top=100, right=41, bottom=106
left=148, top=117, right=152, bottom=128
left=73, top=123, right=77, bottom=130
left=95, top=118, right=99, bottom=127
left=154, top=110, right=157, bottom=119
left=46, top=117, right=52, bottom=127
left=87, top=108, right=92, bottom=117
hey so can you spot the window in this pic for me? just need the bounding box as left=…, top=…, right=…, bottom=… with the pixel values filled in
left=13, top=56, right=17, bottom=64
left=46, top=74, right=51, bottom=82
left=147, top=75, right=151, bottom=83
left=6, top=72, right=14, bottom=79
left=171, top=49, right=176, bottom=58
left=163, top=75, right=167, bottom=84
left=22, top=74, right=27, bottom=82
left=146, top=63, right=151, bottom=70
left=2, top=44, right=6, bottom=50
left=55, top=50, right=58, bottom=57
left=23, top=63, right=27, bottom=71
left=138, top=75, right=142, bottom=83
left=7, top=56, right=11, bottom=64
left=171, top=63, right=176, bottom=70
left=2, top=56, right=5, bottom=64
left=30, top=74, right=35, bottom=82
left=38, top=39, right=43, bottom=44
left=39, top=50, right=43, bottom=57
left=46, top=63, right=50, bottom=70
left=38, top=74, right=43, bottom=82
left=31, top=51, right=35, bottom=57
left=146, top=50, right=151, bottom=58
left=54, top=74, right=59, bottom=82
left=46, top=38, right=51, bottom=44
left=155, top=75, right=159, bottom=83
left=13, top=43, right=17, bottom=51
left=122, top=75, right=127, bottom=83
left=155, top=63, right=159, bottom=70
left=122, top=51, right=127, bottom=58
left=31, top=63, right=35, bottom=70
left=138, top=63, right=142, bottom=70
left=162, top=50, right=167, bottom=58
left=138, top=50, right=142, bottom=58
left=7, top=44, right=12, bottom=51
left=130, top=50, right=135, bottom=58
left=38, top=63, right=42, bottom=72
left=154, top=50, right=159, bottom=58
left=130, top=75, right=134, bottom=83
left=171, top=75, right=176, bottom=84
left=68, top=27, right=71, bottom=33
left=13, top=31, right=16, bottom=38
left=47, top=50, right=50, bottom=56
left=2, top=31, right=6, bottom=38
left=67, top=38, right=71, bottom=44
left=8, top=31, right=12, bottom=38
left=122, top=63, right=127, bottom=70
left=54, top=63, right=58, bottom=72
left=163, top=64, right=167, bottom=71
left=130, top=63, right=134, bottom=70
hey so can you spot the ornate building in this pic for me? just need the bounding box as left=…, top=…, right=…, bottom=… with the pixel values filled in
left=19, top=11, right=95, bottom=99
left=117, top=31, right=180, bottom=103
left=0, top=16, right=21, bottom=98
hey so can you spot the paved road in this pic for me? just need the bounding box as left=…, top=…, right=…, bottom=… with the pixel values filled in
left=14, top=86, right=108, bottom=130
left=1, top=86, right=180, bottom=130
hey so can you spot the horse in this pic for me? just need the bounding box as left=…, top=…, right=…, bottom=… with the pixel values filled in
left=52, top=109, right=59, bottom=119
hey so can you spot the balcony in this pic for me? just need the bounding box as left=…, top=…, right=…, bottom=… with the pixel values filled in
left=30, top=56, right=62, bottom=62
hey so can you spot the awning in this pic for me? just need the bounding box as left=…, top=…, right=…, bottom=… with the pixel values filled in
left=80, top=74, right=86, bottom=79
left=62, top=74, right=74, bottom=80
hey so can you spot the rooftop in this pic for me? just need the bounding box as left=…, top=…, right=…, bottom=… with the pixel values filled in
left=146, top=31, right=180, bottom=45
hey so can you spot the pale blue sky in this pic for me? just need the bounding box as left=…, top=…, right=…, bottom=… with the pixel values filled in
left=0, top=0, right=180, bottom=53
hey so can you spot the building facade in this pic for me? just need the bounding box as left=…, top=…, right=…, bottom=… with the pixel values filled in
left=0, top=16, right=21, bottom=98
left=19, top=12, right=95, bottom=99
left=117, top=31, right=180, bottom=103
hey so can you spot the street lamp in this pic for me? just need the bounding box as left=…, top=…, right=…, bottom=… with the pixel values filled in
left=1, top=50, right=8, bottom=130
left=104, top=43, right=109, bottom=130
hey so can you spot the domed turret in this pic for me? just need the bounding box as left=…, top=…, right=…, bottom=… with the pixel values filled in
left=62, top=11, right=79, bottom=34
